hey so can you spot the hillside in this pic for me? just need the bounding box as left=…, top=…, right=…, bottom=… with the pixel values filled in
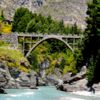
left=37, top=0, right=88, bottom=29
left=0, top=0, right=88, bottom=29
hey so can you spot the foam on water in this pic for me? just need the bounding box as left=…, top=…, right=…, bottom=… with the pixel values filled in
left=73, top=91, right=100, bottom=97
left=59, top=97, right=87, bottom=100
left=8, top=91, right=35, bottom=97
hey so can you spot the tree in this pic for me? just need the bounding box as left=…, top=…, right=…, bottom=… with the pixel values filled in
left=82, top=0, right=100, bottom=84
left=26, top=19, right=36, bottom=33
left=12, top=7, right=33, bottom=32
left=71, top=23, right=81, bottom=35
left=59, top=20, right=64, bottom=34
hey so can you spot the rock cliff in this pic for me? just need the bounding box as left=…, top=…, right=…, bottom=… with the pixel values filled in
left=0, top=0, right=89, bottom=29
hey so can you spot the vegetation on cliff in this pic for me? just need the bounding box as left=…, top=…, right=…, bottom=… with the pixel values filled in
left=0, top=40, right=31, bottom=73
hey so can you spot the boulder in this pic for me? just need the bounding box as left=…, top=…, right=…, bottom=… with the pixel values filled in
left=45, top=68, right=63, bottom=85
left=63, top=66, right=87, bottom=84
left=38, top=77, right=46, bottom=86
left=57, top=79, right=88, bottom=92
left=93, top=83, right=100, bottom=91
left=57, top=66, right=88, bottom=92
left=18, top=72, right=30, bottom=87
left=46, top=75, right=59, bottom=85
left=63, top=72, right=72, bottom=84
left=0, top=88, right=7, bottom=94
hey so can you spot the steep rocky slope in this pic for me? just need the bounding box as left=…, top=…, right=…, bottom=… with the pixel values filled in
left=0, top=0, right=88, bottom=29
left=37, top=0, right=88, bottom=29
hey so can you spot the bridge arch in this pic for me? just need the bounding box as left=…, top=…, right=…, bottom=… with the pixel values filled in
left=25, top=36, right=74, bottom=57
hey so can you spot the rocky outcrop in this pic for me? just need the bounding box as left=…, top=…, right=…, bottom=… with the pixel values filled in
left=56, top=66, right=88, bottom=92
left=0, top=63, right=20, bottom=89
left=0, top=62, right=37, bottom=90
left=37, top=0, right=88, bottom=29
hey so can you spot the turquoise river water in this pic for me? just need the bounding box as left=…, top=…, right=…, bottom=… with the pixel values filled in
left=0, top=86, right=100, bottom=100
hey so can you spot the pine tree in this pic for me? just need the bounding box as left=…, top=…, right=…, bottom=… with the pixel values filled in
left=82, top=0, right=100, bottom=84
left=12, top=7, right=33, bottom=32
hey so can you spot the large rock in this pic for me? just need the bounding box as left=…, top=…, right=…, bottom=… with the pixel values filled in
left=38, top=77, right=47, bottom=86
left=63, top=66, right=87, bottom=84
left=0, top=63, right=17, bottom=89
left=29, top=70, right=37, bottom=88
left=57, top=79, right=88, bottom=92
left=18, top=72, right=30, bottom=87
left=93, top=83, right=100, bottom=91
left=45, top=68, right=63, bottom=85
left=63, top=72, right=72, bottom=84
left=57, top=66, right=88, bottom=92
left=46, top=74, right=59, bottom=85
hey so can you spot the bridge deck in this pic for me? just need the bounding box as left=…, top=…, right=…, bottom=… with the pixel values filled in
left=17, top=34, right=84, bottom=39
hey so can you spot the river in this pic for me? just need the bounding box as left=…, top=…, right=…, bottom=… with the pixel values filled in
left=0, top=86, right=100, bottom=100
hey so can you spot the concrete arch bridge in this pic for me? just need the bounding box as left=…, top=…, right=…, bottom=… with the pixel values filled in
left=18, top=34, right=83, bottom=57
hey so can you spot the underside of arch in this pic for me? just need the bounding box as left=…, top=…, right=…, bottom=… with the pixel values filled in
left=25, top=37, right=74, bottom=57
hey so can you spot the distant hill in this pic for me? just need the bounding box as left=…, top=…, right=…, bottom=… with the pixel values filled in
left=0, top=0, right=89, bottom=29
